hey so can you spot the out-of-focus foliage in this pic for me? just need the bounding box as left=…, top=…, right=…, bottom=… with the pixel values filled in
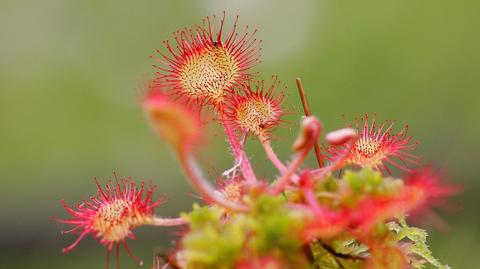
left=388, top=218, right=449, bottom=269
left=177, top=168, right=448, bottom=269
left=181, top=196, right=308, bottom=269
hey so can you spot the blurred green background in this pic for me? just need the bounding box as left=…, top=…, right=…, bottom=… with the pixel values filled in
left=1, top=0, right=478, bottom=268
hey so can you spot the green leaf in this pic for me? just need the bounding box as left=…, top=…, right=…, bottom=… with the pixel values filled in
left=311, top=242, right=364, bottom=269
left=388, top=217, right=450, bottom=269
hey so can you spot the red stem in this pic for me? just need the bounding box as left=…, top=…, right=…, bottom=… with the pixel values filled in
left=311, top=140, right=356, bottom=179
left=220, top=112, right=257, bottom=183
left=260, top=136, right=287, bottom=173
left=260, top=136, right=301, bottom=184
left=270, top=116, right=322, bottom=194
left=177, top=146, right=248, bottom=211
left=149, top=217, right=188, bottom=226
left=270, top=146, right=311, bottom=195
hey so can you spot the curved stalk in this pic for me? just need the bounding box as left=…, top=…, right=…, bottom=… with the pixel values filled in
left=148, top=217, right=188, bottom=226
left=259, top=135, right=302, bottom=183
left=270, top=147, right=311, bottom=195
left=220, top=112, right=257, bottom=183
left=302, top=187, right=323, bottom=215
left=177, top=146, right=248, bottom=212
left=259, top=136, right=287, bottom=173
left=270, top=116, right=322, bottom=194
left=311, top=139, right=356, bottom=179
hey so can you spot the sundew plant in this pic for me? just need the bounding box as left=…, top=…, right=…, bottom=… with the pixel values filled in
left=55, top=13, right=457, bottom=269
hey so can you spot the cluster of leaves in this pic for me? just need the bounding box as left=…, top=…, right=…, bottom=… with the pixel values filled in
left=180, top=195, right=308, bottom=269
left=178, top=168, right=449, bottom=269
left=388, top=218, right=450, bottom=269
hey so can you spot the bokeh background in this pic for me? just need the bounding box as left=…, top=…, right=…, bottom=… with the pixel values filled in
left=1, top=0, right=478, bottom=268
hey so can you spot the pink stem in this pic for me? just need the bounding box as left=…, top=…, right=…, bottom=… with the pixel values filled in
left=149, top=217, right=188, bottom=226
left=220, top=112, right=257, bottom=183
left=177, top=146, right=248, bottom=211
left=303, top=187, right=323, bottom=215
left=301, top=186, right=340, bottom=227
left=270, top=147, right=310, bottom=195
left=260, top=137, right=287, bottom=173
left=311, top=140, right=356, bottom=179
left=260, top=136, right=300, bottom=183
left=270, top=116, right=322, bottom=194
